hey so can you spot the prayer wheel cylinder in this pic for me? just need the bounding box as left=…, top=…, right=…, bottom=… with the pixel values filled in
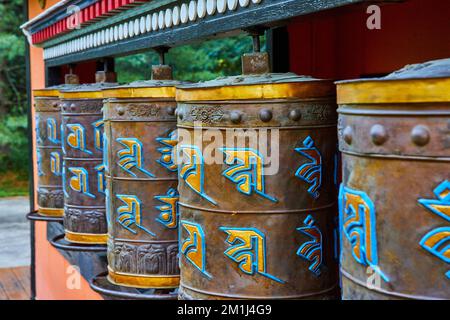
left=33, top=83, right=77, bottom=217
left=176, top=73, right=339, bottom=299
left=102, top=78, right=181, bottom=288
left=60, top=83, right=115, bottom=244
left=336, top=58, right=450, bottom=300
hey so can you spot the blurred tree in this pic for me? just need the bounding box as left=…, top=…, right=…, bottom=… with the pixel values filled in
left=0, top=0, right=28, bottom=192
left=0, top=0, right=26, bottom=115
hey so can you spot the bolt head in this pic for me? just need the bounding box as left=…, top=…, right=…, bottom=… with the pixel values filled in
left=259, top=109, right=273, bottom=122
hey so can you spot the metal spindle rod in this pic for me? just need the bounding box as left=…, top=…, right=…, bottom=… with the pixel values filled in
left=253, top=34, right=261, bottom=53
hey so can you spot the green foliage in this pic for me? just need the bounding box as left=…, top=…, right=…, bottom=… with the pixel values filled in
left=0, top=0, right=26, bottom=115
left=0, top=114, right=29, bottom=173
left=0, top=170, right=29, bottom=198
left=0, top=0, right=29, bottom=196
left=116, top=34, right=264, bottom=83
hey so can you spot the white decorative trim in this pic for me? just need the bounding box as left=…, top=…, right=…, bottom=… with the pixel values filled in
left=152, top=12, right=159, bottom=31
left=165, top=9, right=173, bottom=28
left=217, top=0, right=227, bottom=13
left=43, top=0, right=264, bottom=60
left=207, top=0, right=217, bottom=15
left=197, top=0, right=207, bottom=18
left=188, top=1, right=197, bottom=22
left=158, top=11, right=165, bottom=30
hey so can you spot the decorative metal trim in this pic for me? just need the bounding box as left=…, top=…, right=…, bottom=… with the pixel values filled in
left=50, top=233, right=107, bottom=252
left=26, top=210, right=64, bottom=222
left=90, top=272, right=178, bottom=300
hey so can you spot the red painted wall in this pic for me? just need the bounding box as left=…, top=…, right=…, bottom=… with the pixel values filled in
left=288, top=0, right=450, bottom=80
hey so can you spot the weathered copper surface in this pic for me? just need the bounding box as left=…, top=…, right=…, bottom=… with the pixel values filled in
left=242, top=52, right=271, bottom=75
left=34, top=87, right=73, bottom=217
left=103, top=79, right=181, bottom=289
left=337, top=58, right=450, bottom=300
left=60, top=83, right=115, bottom=244
left=176, top=73, right=339, bottom=299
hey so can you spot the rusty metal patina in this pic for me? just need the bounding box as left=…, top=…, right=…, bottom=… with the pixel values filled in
left=60, top=81, right=116, bottom=244
left=176, top=72, right=339, bottom=299
left=337, top=58, right=450, bottom=300
left=103, top=70, right=184, bottom=289
left=33, top=81, right=78, bottom=218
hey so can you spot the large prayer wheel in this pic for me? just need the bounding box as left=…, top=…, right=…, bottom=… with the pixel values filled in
left=33, top=76, right=79, bottom=218
left=60, top=81, right=116, bottom=244
left=175, top=53, right=339, bottom=299
left=103, top=67, right=181, bottom=289
left=336, top=58, right=450, bottom=300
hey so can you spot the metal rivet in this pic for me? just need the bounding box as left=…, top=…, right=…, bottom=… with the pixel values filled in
left=61, top=103, right=67, bottom=111
left=117, top=107, right=125, bottom=116
left=288, top=109, right=301, bottom=121
left=70, top=103, right=76, bottom=111
left=370, top=124, right=388, bottom=145
left=167, top=106, right=176, bottom=115
left=52, top=102, right=59, bottom=108
left=230, top=111, right=242, bottom=124
left=343, top=126, right=353, bottom=145
left=259, top=109, right=272, bottom=122
left=411, top=125, right=430, bottom=146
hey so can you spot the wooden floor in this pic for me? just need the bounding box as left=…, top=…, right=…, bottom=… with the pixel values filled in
left=0, top=266, right=30, bottom=300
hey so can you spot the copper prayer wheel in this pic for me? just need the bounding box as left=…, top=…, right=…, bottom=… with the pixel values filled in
left=336, top=58, right=450, bottom=300
left=176, top=54, right=339, bottom=299
left=33, top=78, right=79, bottom=218
left=102, top=67, right=181, bottom=289
left=60, top=81, right=116, bottom=244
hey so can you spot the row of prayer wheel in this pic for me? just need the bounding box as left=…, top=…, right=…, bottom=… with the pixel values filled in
left=33, top=55, right=450, bottom=300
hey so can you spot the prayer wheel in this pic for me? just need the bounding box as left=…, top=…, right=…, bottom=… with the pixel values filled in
left=102, top=65, right=181, bottom=288
left=33, top=74, right=79, bottom=218
left=336, top=58, right=450, bottom=300
left=175, top=52, right=339, bottom=299
left=60, top=78, right=116, bottom=245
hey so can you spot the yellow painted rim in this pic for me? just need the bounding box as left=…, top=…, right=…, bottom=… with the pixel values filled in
left=102, top=87, right=176, bottom=99
left=33, top=89, right=60, bottom=97
left=65, top=230, right=108, bottom=244
left=38, top=207, right=64, bottom=217
left=337, top=78, right=450, bottom=104
left=176, top=82, right=335, bottom=101
left=107, top=267, right=180, bottom=289
left=59, top=91, right=104, bottom=99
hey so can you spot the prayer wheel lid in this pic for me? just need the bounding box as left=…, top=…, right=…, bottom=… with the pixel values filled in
left=102, top=79, right=188, bottom=99
left=33, top=84, right=79, bottom=97
left=176, top=73, right=335, bottom=101
left=59, top=82, right=118, bottom=99
left=336, top=58, right=450, bottom=104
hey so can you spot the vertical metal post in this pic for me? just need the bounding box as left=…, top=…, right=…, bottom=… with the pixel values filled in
left=23, top=0, right=36, bottom=300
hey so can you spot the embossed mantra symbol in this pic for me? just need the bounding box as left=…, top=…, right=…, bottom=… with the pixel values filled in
left=418, top=181, right=450, bottom=279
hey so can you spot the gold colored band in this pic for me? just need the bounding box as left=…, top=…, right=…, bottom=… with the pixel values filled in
left=102, top=87, right=176, bottom=99
left=60, top=91, right=104, bottom=99
left=38, top=207, right=64, bottom=217
left=65, top=230, right=108, bottom=244
left=337, top=78, right=450, bottom=104
left=33, top=90, right=60, bottom=97
left=176, top=82, right=335, bottom=101
left=107, top=267, right=180, bottom=289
